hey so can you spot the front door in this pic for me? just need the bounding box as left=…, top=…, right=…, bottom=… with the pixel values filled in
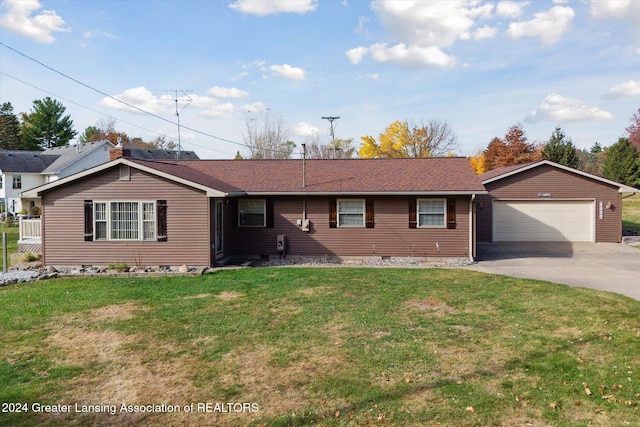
left=215, top=200, right=224, bottom=258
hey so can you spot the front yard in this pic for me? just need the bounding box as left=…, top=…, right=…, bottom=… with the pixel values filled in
left=1, top=268, right=639, bottom=426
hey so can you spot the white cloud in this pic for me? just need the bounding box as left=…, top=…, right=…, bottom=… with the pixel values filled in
left=269, top=64, right=306, bottom=80
left=345, top=46, right=369, bottom=64
left=367, top=43, right=456, bottom=68
left=526, top=93, right=613, bottom=123
left=295, top=122, right=318, bottom=136
left=496, top=1, right=529, bottom=19
left=355, top=16, right=370, bottom=37
left=507, top=6, right=574, bottom=44
left=372, top=0, right=490, bottom=48
left=201, top=103, right=236, bottom=118
left=604, top=80, right=640, bottom=99
left=0, top=0, right=69, bottom=43
left=100, top=87, right=170, bottom=115
left=207, top=86, right=249, bottom=99
left=229, top=0, right=317, bottom=16
left=241, top=101, right=267, bottom=113
left=590, top=0, right=640, bottom=29
left=473, top=25, right=497, bottom=39
left=349, top=1, right=498, bottom=68
left=231, top=71, right=249, bottom=81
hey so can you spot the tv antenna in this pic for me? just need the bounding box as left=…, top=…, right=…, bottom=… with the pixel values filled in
left=321, top=116, right=340, bottom=158
left=169, top=89, right=193, bottom=159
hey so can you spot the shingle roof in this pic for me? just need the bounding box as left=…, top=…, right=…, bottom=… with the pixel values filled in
left=130, top=157, right=486, bottom=194
left=0, top=151, right=59, bottom=173
left=479, top=162, right=534, bottom=181
left=41, top=140, right=114, bottom=174
left=128, top=149, right=199, bottom=160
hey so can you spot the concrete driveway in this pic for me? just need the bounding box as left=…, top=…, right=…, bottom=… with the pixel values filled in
left=463, top=242, right=640, bottom=300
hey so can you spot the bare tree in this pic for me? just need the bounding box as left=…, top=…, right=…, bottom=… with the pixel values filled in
left=405, top=119, right=459, bottom=157
left=243, top=111, right=295, bottom=159
left=305, top=133, right=356, bottom=159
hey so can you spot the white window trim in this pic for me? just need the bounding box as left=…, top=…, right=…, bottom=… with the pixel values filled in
left=238, top=199, right=266, bottom=227
left=337, top=198, right=365, bottom=228
left=119, top=165, right=131, bottom=181
left=417, top=198, right=447, bottom=228
left=94, top=201, right=157, bottom=241
left=12, top=174, right=22, bottom=190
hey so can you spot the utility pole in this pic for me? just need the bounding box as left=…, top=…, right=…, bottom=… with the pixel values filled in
left=169, top=90, right=193, bottom=160
left=321, top=116, right=340, bottom=158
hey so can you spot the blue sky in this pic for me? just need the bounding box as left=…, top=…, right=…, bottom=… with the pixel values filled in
left=1, top=0, right=639, bottom=159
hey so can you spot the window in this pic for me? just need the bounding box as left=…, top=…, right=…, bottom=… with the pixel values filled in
left=12, top=175, right=21, bottom=189
left=0, top=175, right=3, bottom=189
left=418, top=199, right=446, bottom=227
left=238, top=199, right=265, bottom=227
left=337, top=199, right=365, bottom=227
left=92, top=201, right=156, bottom=241
left=119, top=165, right=130, bottom=181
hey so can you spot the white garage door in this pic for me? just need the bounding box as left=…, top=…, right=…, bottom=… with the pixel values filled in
left=493, top=200, right=594, bottom=242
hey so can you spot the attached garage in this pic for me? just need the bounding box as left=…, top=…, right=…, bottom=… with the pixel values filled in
left=492, top=199, right=594, bottom=242
left=477, top=160, right=638, bottom=244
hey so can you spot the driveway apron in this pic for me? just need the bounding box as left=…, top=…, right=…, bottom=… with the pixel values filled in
left=463, top=242, right=640, bottom=301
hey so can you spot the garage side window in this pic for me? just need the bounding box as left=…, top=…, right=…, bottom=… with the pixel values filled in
left=418, top=199, right=446, bottom=227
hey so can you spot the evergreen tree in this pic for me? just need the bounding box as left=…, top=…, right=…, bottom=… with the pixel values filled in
left=19, top=97, right=77, bottom=150
left=541, top=126, right=579, bottom=168
left=0, top=102, right=22, bottom=149
left=601, top=138, right=640, bottom=188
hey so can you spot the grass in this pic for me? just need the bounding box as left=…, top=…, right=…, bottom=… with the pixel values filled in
left=1, top=268, right=640, bottom=426
left=622, top=192, right=640, bottom=233
left=0, top=224, right=19, bottom=268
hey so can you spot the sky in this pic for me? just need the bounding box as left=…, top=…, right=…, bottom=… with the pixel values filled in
left=1, top=0, right=639, bottom=159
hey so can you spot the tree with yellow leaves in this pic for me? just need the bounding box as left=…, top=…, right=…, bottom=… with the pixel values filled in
left=468, top=151, right=486, bottom=174
left=359, top=119, right=458, bottom=158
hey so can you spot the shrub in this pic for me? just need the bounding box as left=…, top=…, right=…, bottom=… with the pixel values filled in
left=108, top=262, right=129, bottom=272
left=22, top=253, right=41, bottom=262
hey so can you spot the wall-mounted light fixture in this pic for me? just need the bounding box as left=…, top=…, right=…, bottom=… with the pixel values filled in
left=605, top=201, right=613, bottom=210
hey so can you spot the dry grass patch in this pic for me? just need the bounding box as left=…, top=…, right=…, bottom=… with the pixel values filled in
left=214, top=291, right=244, bottom=301
left=216, top=343, right=349, bottom=417
left=404, top=297, right=457, bottom=316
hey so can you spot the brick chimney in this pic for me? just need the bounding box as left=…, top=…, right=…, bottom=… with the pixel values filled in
left=109, top=142, right=131, bottom=161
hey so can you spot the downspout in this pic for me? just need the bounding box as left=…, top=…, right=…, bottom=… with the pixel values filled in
left=469, top=194, right=475, bottom=262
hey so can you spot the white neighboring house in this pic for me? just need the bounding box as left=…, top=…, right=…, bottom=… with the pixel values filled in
left=0, top=141, right=115, bottom=216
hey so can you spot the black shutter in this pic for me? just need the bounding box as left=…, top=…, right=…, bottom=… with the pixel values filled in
left=265, top=199, right=274, bottom=228
left=329, top=198, right=337, bottom=228
left=157, top=200, right=167, bottom=241
left=447, top=198, right=456, bottom=229
left=84, top=200, right=93, bottom=241
left=365, top=198, right=375, bottom=228
left=408, top=199, right=417, bottom=229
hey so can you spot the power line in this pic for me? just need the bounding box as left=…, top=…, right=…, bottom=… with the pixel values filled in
left=0, top=42, right=293, bottom=156
left=0, top=71, right=232, bottom=156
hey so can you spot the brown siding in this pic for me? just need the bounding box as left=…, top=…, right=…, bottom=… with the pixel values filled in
left=231, top=195, right=472, bottom=258
left=479, top=165, right=622, bottom=242
left=42, top=166, right=210, bottom=267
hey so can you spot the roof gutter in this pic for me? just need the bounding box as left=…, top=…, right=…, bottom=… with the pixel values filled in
left=240, top=190, right=489, bottom=197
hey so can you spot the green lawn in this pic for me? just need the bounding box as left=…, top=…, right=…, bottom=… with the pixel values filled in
left=1, top=268, right=639, bottom=426
left=623, top=193, right=640, bottom=232
left=0, top=224, right=19, bottom=268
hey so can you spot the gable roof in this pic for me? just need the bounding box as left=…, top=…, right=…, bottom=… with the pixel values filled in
left=41, top=140, right=115, bottom=175
left=0, top=151, right=59, bottom=173
left=24, top=156, right=487, bottom=198
left=480, top=160, right=638, bottom=193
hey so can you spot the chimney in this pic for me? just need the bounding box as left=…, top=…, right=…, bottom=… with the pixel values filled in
left=109, top=140, right=130, bottom=161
